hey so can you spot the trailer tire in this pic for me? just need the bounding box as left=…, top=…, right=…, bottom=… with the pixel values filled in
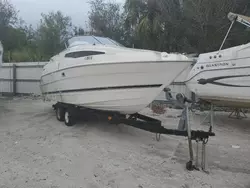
left=56, top=106, right=65, bottom=122
left=64, top=110, right=76, bottom=126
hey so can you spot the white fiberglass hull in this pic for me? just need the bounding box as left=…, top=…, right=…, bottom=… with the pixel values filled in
left=186, top=43, right=250, bottom=108
left=41, top=61, right=191, bottom=114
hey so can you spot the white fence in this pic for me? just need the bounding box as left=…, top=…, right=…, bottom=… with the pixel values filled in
left=0, top=62, right=193, bottom=100
left=0, top=62, right=47, bottom=95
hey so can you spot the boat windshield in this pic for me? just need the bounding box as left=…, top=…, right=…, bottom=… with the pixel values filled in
left=67, top=36, right=124, bottom=47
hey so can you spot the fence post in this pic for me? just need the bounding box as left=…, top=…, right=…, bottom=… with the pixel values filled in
left=12, top=64, right=16, bottom=96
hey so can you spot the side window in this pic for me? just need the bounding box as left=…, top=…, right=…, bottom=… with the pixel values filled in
left=65, top=51, right=105, bottom=58
left=65, top=52, right=75, bottom=58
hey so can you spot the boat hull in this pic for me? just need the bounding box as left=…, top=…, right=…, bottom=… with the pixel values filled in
left=41, top=61, right=190, bottom=114
left=186, top=43, right=250, bottom=108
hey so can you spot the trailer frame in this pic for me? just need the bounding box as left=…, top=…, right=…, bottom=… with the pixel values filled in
left=52, top=101, right=215, bottom=172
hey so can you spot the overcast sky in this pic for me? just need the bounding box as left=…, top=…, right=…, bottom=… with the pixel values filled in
left=10, top=0, right=125, bottom=28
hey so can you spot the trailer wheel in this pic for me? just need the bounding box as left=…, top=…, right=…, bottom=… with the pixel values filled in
left=56, top=107, right=65, bottom=122
left=64, top=110, right=75, bottom=126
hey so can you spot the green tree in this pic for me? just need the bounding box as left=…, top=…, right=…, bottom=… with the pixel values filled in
left=124, top=0, right=183, bottom=51
left=0, top=0, right=18, bottom=60
left=0, top=0, right=39, bottom=62
left=73, top=26, right=85, bottom=36
left=36, top=11, right=73, bottom=60
left=0, top=0, right=18, bottom=36
left=88, top=0, right=124, bottom=44
left=1, top=0, right=250, bottom=62
left=123, top=0, right=250, bottom=53
left=182, top=0, right=250, bottom=53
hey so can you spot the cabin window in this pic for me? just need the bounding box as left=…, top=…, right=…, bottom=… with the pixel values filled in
left=65, top=51, right=105, bottom=58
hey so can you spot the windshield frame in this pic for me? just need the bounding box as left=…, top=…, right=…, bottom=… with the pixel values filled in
left=67, top=35, right=124, bottom=47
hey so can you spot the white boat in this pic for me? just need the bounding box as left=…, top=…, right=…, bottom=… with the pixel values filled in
left=186, top=12, right=250, bottom=107
left=40, top=36, right=192, bottom=114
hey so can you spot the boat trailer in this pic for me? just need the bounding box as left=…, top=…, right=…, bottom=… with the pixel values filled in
left=52, top=94, right=215, bottom=173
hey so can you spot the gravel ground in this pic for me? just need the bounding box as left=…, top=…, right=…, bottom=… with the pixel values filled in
left=0, top=97, right=250, bottom=188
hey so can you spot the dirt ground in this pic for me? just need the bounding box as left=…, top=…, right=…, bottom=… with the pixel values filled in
left=0, top=97, right=250, bottom=188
